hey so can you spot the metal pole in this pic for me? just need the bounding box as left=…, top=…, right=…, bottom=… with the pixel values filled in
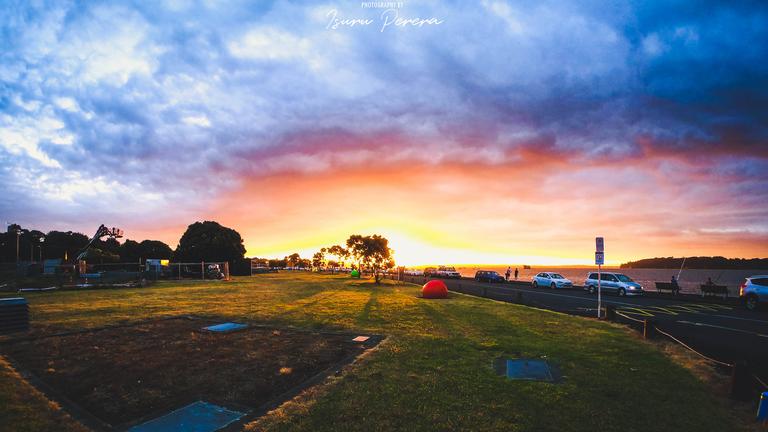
left=201, top=261, right=205, bottom=280
left=597, top=264, right=602, bottom=318
left=677, top=257, right=686, bottom=281
left=16, top=231, right=20, bottom=263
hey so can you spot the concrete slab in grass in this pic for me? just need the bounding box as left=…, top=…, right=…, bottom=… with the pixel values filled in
left=129, top=401, right=244, bottom=432
left=203, top=322, right=248, bottom=333
left=494, top=358, right=558, bottom=382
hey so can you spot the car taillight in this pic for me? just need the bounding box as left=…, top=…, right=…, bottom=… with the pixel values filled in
left=739, top=280, right=747, bottom=297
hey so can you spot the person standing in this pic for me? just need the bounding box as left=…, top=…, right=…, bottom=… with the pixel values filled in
left=514, top=268, right=519, bottom=280
left=505, top=267, right=511, bottom=281
left=671, top=275, right=680, bottom=295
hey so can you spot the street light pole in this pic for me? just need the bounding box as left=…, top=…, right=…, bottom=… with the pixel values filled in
left=15, top=230, right=20, bottom=264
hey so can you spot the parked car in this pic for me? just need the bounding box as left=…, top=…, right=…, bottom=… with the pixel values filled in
left=436, top=266, right=462, bottom=279
left=404, top=269, right=424, bottom=276
left=475, top=270, right=505, bottom=283
left=423, top=267, right=437, bottom=277
left=740, top=275, right=768, bottom=311
left=532, top=272, right=573, bottom=289
left=583, top=272, right=643, bottom=296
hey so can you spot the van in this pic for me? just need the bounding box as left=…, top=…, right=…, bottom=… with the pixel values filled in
left=583, top=272, right=643, bottom=296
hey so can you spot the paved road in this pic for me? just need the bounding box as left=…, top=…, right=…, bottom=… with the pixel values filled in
left=399, top=275, right=768, bottom=386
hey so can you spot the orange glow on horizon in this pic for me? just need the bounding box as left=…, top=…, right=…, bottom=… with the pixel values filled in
left=123, top=163, right=767, bottom=267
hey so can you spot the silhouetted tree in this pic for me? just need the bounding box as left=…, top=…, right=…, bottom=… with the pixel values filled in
left=42, top=230, right=89, bottom=262
left=175, top=221, right=246, bottom=262
left=139, top=240, right=174, bottom=260
left=120, top=239, right=143, bottom=262
left=312, top=251, right=325, bottom=269
left=326, top=244, right=350, bottom=268
left=346, top=234, right=395, bottom=284
left=286, top=253, right=301, bottom=268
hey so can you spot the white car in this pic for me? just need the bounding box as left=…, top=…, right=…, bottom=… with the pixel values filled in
left=436, top=266, right=461, bottom=279
left=740, top=275, right=768, bottom=311
left=404, top=269, right=423, bottom=276
left=532, top=272, right=573, bottom=289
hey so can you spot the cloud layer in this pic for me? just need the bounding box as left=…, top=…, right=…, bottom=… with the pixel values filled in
left=1, top=0, right=766, bottom=261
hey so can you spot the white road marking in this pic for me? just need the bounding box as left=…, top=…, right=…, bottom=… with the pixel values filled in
left=455, top=281, right=768, bottom=324
left=676, top=320, right=768, bottom=338
left=483, top=286, right=645, bottom=307
left=709, top=314, right=768, bottom=324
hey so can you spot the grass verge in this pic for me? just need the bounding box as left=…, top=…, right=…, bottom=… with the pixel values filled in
left=0, top=273, right=740, bottom=431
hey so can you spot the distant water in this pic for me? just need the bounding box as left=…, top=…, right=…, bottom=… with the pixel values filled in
left=451, top=266, right=768, bottom=294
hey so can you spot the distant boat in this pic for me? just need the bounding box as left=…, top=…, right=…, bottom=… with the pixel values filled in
left=523, top=265, right=531, bottom=269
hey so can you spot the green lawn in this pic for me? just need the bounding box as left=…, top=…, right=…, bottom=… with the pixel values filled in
left=0, top=273, right=736, bottom=431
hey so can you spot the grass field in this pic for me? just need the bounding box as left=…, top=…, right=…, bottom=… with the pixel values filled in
left=0, top=273, right=740, bottom=431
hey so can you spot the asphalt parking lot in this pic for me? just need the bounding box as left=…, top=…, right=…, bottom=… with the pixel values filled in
left=399, top=275, right=768, bottom=387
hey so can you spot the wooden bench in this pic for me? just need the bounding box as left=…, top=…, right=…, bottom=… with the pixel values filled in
left=654, top=282, right=680, bottom=295
left=700, top=284, right=728, bottom=299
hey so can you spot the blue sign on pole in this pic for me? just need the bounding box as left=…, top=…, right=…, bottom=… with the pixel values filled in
left=595, top=252, right=604, bottom=265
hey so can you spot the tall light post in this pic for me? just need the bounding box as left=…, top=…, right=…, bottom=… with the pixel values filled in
left=39, top=237, right=45, bottom=263
left=13, top=226, right=21, bottom=264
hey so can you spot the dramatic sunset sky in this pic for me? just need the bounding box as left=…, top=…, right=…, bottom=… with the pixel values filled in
left=1, top=1, right=767, bottom=265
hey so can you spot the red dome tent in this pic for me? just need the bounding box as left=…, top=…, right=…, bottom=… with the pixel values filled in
left=422, top=280, right=448, bottom=299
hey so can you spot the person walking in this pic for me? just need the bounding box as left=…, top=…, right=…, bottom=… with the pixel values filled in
left=505, top=267, right=511, bottom=281
left=514, top=268, right=519, bottom=280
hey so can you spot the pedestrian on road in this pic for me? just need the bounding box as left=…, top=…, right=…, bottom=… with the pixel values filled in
left=505, top=267, right=511, bottom=281
left=514, top=268, right=519, bottom=280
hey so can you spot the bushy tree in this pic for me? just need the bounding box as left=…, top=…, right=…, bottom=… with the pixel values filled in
left=346, top=234, right=395, bottom=284
left=312, top=251, right=326, bottom=269
left=120, top=239, right=174, bottom=262
left=119, top=239, right=142, bottom=262
left=139, top=240, right=174, bottom=259
left=326, top=245, right=350, bottom=267
left=286, top=253, right=301, bottom=268
left=80, top=247, right=120, bottom=263
left=175, top=221, right=246, bottom=263
left=42, top=230, right=89, bottom=262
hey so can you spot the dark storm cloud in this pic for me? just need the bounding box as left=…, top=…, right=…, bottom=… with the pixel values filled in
left=0, top=0, right=766, bottom=225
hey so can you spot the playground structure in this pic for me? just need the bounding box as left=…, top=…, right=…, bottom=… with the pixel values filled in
left=76, top=224, right=124, bottom=261
left=144, top=260, right=230, bottom=281
left=73, top=224, right=229, bottom=283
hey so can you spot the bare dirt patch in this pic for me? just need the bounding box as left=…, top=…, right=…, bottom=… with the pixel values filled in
left=0, top=317, right=374, bottom=429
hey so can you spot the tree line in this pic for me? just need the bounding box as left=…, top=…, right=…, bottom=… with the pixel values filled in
left=251, top=234, right=395, bottom=284
left=0, top=221, right=241, bottom=265
left=620, top=256, right=768, bottom=269
left=3, top=221, right=395, bottom=282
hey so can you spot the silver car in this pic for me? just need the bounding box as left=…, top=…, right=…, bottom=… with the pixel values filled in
left=532, top=272, right=573, bottom=289
left=583, top=272, right=643, bottom=296
left=740, top=275, right=768, bottom=311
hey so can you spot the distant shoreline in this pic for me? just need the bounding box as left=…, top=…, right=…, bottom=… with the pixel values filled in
left=620, top=256, right=768, bottom=270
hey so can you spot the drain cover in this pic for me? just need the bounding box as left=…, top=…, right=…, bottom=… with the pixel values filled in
left=494, top=358, right=555, bottom=382
left=203, top=322, right=248, bottom=333
left=352, top=336, right=370, bottom=342
left=129, top=401, right=244, bottom=432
